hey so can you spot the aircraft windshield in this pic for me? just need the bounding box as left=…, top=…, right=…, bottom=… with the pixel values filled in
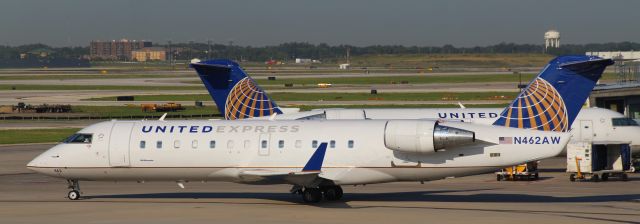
left=63, top=133, right=93, bottom=143
left=612, top=118, right=639, bottom=127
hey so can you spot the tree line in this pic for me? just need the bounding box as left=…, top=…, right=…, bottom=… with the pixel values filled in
left=1, top=42, right=639, bottom=62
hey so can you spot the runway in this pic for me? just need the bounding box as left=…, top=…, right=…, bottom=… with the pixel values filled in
left=1, top=144, right=638, bottom=224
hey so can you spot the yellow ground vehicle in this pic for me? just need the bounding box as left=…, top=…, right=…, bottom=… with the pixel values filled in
left=141, top=103, right=185, bottom=112
left=496, top=161, right=539, bottom=181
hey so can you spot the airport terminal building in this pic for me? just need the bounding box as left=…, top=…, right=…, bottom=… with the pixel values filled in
left=589, top=61, right=640, bottom=122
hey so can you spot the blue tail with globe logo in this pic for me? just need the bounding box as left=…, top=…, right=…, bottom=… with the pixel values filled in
left=492, top=55, right=614, bottom=132
left=190, top=59, right=283, bottom=120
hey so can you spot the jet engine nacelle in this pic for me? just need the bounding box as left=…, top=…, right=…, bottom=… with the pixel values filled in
left=384, top=120, right=475, bottom=154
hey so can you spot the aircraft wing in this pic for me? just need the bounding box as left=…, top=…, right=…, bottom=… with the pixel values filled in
left=237, top=143, right=329, bottom=186
left=238, top=170, right=322, bottom=186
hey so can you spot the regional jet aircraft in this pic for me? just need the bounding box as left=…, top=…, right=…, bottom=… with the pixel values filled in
left=27, top=56, right=607, bottom=203
left=191, top=56, right=640, bottom=152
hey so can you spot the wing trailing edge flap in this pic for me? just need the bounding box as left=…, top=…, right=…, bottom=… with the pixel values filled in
left=238, top=170, right=324, bottom=186
left=237, top=143, right=331, bottom=186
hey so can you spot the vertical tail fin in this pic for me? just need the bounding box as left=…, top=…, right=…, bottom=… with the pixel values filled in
left=493, top=55, right=613, bottom=132
left=190, top=59, right=282, bottom=120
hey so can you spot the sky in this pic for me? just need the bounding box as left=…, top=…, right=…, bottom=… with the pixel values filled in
left=1, top=0, right=639, bottom=47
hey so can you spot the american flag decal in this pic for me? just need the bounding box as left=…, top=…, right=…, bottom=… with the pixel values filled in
left=499, top=137, right=512, bottom=144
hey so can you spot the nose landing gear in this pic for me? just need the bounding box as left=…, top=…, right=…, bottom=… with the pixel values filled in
left=67, top=180, right=81, bottom=200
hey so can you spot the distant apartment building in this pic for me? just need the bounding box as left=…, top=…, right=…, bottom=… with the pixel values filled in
left=90, top=39, right=152, bottom=60
left=131, top=47, right=166, bottom=62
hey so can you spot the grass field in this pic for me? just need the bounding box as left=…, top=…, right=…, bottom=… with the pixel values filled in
left=0, top=74, right=188, bottom=80
left=0, top=71, right=616, bottom=91
left=0, top=128, right=80, bottom=144
left=86, top=92, right=518, bottom=102
left=71, top=105, right=219, bottom=117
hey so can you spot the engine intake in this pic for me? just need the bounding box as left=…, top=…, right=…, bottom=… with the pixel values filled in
left=384, top=120, right=475, bottom=154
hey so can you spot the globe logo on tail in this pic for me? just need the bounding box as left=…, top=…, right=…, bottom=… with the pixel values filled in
left=499, top=77, right=569, bottom=132
left=224, top=77, right=280, bottom=120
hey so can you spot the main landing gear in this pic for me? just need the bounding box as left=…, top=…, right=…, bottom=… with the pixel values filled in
left=295, top=185, right=343, bottom=203
left=67, top=179, right=81, bottom=200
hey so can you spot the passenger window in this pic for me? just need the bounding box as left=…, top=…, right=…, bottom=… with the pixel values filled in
left=348, top=140, right=354, bottom=149
left=278, top=140, right=284, bottom=149
left=261, top=140, right=268, bottom=149
left=227, top=140, right=234, bottom=149
left=63, top=133, right=93, bottom=144
left=244, top=140, right=251, bottom=149
left=312, top=140, right=318, bottom=148
left=140, top=141, right=146, bottom=149
left=192, top=140, right=198, bottom=149
left=156, top=141, right=163, bottom=149
left=209, top=140, right=216, bottom=149
left=295, top=140, right=302, bottom=149
left=174, top=140, right=181, bottom=149
left=330, top=140, right=336, bottom=148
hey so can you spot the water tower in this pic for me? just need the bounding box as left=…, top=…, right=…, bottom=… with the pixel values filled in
left=544, top=30, right=560, bottom=51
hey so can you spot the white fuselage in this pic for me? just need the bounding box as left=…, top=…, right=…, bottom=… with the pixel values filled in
left=270, top=107, right=640, bottom=153
left=28, top=119, right=569, bottom=185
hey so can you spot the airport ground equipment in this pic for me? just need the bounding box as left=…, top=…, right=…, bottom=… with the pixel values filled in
left=567, top=141, right=632, bottom=182
left=496, top=161, right=539, bottom=181
left=3, top=103, right=72, bottom=113
left=141, top=103, right=185, bottom=112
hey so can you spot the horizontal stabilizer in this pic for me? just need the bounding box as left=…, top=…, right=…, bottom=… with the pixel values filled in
left=560, top=58, right=614, bottom=81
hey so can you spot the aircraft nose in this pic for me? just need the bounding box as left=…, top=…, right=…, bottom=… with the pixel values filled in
left=26, top=156, right=43, bottom=169
left=26, top=150, right=53, bottom=169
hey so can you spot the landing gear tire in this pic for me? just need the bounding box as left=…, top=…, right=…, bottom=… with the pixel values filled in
left=592, top=174, right=600, bottom=182
left=323, top=186, right=343, bottom=201
left=569, top=174, right=576, bottom=182
left=534, top=173, right=539, bottom=180
left=601, top=173, right=609, bottom=181
left=622, top=173, right=629, bottom=181
left=302, top=188, right=322, bottom=203
left=68, top=190, right=80, bottom=200
left=66, top=179, right=81, bottom=200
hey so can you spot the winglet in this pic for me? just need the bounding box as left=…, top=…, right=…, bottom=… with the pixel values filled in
left=302, top=143, right=328, bottom=172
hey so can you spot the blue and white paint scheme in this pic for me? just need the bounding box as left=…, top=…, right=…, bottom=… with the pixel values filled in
left=26, top=55, right=606, bottom=203
left=492, top=56, right=613, bottom=132
left=193, top=56, right=640, bottom=152
left=190, top=59, right=282, bottom=120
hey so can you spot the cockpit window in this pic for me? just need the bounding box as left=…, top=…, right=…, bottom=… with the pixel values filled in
left=63, top=133, right=93, bottom=143
left=612, top=118, right=639, bottom=127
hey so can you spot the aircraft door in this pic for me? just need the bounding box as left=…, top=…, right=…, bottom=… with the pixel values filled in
left=109, top=122, right=134, bottom=166
left=258, top=133, right=270, bottom=156
left=579, top=120, right=593, bottom=141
